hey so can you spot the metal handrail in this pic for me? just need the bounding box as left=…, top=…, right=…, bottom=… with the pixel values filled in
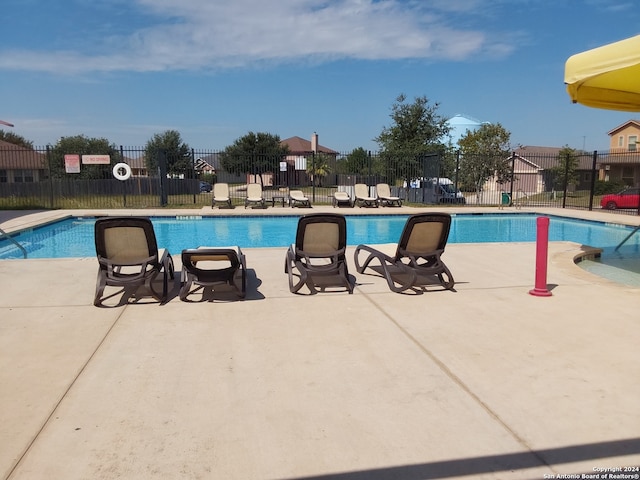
left=0, top=226, right=27, bottom=259
left=615, top=225, right=640, bottom=252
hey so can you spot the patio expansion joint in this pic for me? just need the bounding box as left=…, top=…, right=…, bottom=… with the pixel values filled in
left=359, top=290, right=553, bottom=472
left=4, top=306, right=128, bottom=480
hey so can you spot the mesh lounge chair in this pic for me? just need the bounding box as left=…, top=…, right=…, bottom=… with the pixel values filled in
left=285, top=213, right=353, bottom=294
left=332, top=191, right=353, bottom=208
left=354, top=183, right=379, bottom=207
left=289, top=190, right=312, bottom=208
left=94, top=217, right=175, bottom=306
left=354, top=213, right=454, bottom=293
left=180, top=246, right=246, bottom=301
left=376, top=183, right=402, bottom=207
left=212, top=183, right=232, bottom=208
left=245, top=183, right=266, bottom=209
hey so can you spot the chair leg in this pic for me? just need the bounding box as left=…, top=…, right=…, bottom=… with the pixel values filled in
left=94, top=270, right=107, bottom=306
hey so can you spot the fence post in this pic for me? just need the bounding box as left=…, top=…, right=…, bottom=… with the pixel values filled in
left=509, top=151, right=515, bottom=202
left=158, top=149, right=168, bottom=207
left=562, top=151, right=570, bottom=208
left=588, top=150, right=597, bottom=211
left=120, top=145, right=127, bottom=207
left=312, top=151, right=316, bottom=202
left=46, top=145, right=54, bottom=209
left=191, top=148, right=196, bottom=205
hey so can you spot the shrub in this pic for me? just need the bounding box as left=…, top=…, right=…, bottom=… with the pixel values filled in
left=594, top=180, right=626, bottom=195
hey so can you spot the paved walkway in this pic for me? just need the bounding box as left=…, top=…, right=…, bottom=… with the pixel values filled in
left=1, top=207, right=639, bottom=479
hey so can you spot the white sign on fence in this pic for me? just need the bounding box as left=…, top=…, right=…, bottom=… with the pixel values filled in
left=280, top=161, right=287, bottom=172
left=82, top=154, right=111, bottom=165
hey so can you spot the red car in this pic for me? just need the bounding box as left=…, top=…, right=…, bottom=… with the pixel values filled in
left=600, top=187, right=640, bottom=210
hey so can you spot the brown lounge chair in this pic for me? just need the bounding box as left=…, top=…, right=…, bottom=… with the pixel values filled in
left=332, top=191, right=353, bottom=207
left=285, top=213, right=353, bottom=294
left=354, top=183, right=379, bottom=207
left=289, top=190, right=312, bottom=207
left=354, top=213, right=454, bottom=293
left=376, top=183, right=402, bottom=207
left=212, top=183, right=232, bottom=208
left=94, top=217, right=175, bottom=306
left=180, top=246, right=246, bottom=301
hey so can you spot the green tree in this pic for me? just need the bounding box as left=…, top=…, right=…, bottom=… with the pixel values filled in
left=0, top=130, right=34, bottom=149
left=306, top=153, right=332, bottom=186
left=342, top=147, right=370, bottom=174
left=374, top=94, right=450, bottom=183
left=220, top=132, right=289, bottom=186
left=49, top=135, right=119, bottom=179
left=457, top=123, right=512, bottom=197
left=144, top=130, right=191, bottom=177
left=548, top=146, right=579, bottom=192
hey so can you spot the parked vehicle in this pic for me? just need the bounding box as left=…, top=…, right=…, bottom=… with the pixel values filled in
left=600, top=187, right=640, bottom=209
left=199, top=181, right=212, bottom=193
left=422, top=178, right=466, bottom=204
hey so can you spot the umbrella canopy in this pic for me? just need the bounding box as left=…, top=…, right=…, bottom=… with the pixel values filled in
left=565, top=34, right=640, bottom=112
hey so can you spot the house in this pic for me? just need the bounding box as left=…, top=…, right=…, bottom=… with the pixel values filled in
left=483, top=146, right=596, bottom=196
left=277, top=133, right=339, bottom=186
left=599, top=120, right=640, bottom=185
left=0, top=139, right=48, bottom=183
left=280, top=133, right=338, bottom=157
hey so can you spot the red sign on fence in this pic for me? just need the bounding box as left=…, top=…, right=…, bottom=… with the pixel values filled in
left=64, top=154, right=80, bottom=174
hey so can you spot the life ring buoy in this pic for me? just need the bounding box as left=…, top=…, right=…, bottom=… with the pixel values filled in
left=112, top=162, right=132, bottom=181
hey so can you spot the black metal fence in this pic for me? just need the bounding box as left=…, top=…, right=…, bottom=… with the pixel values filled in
left=1, top=146, right=640, bottom=215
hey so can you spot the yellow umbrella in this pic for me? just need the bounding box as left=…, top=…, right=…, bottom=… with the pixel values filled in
left=565, top=34, right=640, bottom=112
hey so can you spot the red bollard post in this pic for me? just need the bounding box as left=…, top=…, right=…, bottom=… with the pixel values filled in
left=529, top=216, right=552, bottom=297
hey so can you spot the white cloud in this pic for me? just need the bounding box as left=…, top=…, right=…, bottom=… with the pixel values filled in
left=0, top=0, right=516, bottom=74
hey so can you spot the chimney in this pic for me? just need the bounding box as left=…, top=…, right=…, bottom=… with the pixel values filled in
left=311, top=132, right=318, bottom=153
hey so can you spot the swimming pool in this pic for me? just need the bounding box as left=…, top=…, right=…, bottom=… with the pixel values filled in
left=2, top=213, right=640, bottom=260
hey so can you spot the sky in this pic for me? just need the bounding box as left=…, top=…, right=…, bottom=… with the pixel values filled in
left=1, top=0, right=639, bottom=153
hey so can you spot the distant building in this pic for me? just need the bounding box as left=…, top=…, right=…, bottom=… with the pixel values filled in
left=600, top=120, right=640, bottom=185
left=0, top=139, right=48, bottom=183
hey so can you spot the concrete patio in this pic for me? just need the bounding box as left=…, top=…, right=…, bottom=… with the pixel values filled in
left=0, top=207, right=639, bottom=479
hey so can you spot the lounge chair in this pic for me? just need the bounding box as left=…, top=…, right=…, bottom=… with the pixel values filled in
left=285, top=213, right=353, bottom=294
left=289, top=190, right=311, bottom=208
left=332, top=191, right=353, bottom=208
left=94, top=217, right=175, bottom=306
left=180, top=246, right=246, bottom=301
left=354, top=213, right=454, bottom=293
left=354, top=183, right=379, bottom=207
left=245, top=183, right=266, bottom=209
left=376, top=183, right=402, bottom=207
left=212, top=183, right=232, bottom=208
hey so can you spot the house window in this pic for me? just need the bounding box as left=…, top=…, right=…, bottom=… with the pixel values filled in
left=618, top=135, right=624, bottom=147
left=14, top=170, right=34, bottom=183
left=622, top=166, right=634, bottom=185
left=629, top=135, right=638, bottom=151
left=0, top=170, right=7, bottom=183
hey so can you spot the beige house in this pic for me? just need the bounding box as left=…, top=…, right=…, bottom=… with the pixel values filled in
left=0, top=140, right=48, bottom=183
left=599, top=120, right=640, bottom=185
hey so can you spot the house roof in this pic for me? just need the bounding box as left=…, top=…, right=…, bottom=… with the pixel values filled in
left=0, top=140, right=47, bottom=169
left=281, top=136, right=338, bottom=154
left=513, top=146, right=594, bottom=170
left=607, top=119, right=640, bottom=136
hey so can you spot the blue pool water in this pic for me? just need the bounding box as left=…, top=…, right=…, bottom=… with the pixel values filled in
left=2, top=213, right=640, bottom=260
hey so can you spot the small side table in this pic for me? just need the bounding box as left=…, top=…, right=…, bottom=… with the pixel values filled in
left=271, top=195, right=286, bottom=207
